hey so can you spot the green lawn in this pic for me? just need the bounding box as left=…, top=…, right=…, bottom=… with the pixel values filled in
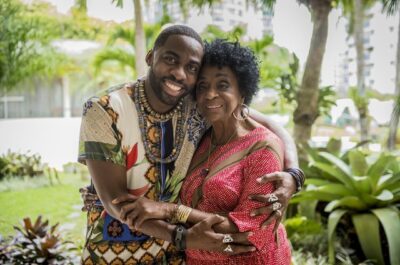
left=0, top=173, right=89, bottom=247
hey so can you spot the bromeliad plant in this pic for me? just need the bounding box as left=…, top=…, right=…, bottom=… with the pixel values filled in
left=292, top=147, right=400, bottom=265
left=0, top=216, right=78, bottom=264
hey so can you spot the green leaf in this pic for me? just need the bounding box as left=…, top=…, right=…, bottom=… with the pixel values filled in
left=305, top=178, right=332, bottom=186
left=328, top=209, right=347, bottom=264
left=293, top=190, right=342, bottom=202
left=375, top=190, right=394, bottom=201
left=320, top=152, right=352, bottom=177
left=325, top=196, right=368, bottom=212
left=367, top=154, right=396, bottom=187
left=372, top=208, right=400, bottom=265
left=326, top=138, right=341, bottom=156
left=352, top=213, right=385, bottom=265
left=312, top=161, right=354, bottom=188
left=377, top=173, right=400, bottom=192
left=317, top=184, right=353, bottom=197
left=352, top=176, right=372, bottom=194
left=348, top=150, right=367, bottom=176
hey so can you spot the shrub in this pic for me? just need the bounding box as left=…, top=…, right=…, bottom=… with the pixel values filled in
left=0, top=216, right=78, bottom=264
left=292, top=146, right=400, bottom=265
left=0, top=151, right=46, bottom=180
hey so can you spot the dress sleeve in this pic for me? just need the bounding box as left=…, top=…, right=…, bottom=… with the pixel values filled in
left=228, top=140, right=284, bottom=250
left=78, top=97, right=126, bottom=167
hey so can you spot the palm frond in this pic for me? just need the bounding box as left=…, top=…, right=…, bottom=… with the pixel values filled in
left=111, top=0, right=124, bottom=8
left=92, top=47, right=135, bottom=75
left=382, top=0, right=400, bottom=16
left=107, top=26, right=135, bottom=46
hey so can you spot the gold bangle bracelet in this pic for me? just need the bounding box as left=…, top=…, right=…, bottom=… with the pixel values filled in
left=175, top=205, right=192, bottom=224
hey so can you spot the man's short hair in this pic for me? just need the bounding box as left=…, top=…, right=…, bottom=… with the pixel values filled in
left=153, top=25, right=204, bottom=50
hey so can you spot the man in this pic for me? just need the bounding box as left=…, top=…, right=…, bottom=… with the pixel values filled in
left=78, top=25, right=301, bottom=264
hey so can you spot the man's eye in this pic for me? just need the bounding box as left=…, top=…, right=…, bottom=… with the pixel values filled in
left=165, top=56, right=176, bottom=64
left=188, top=64, right=199, bottom=73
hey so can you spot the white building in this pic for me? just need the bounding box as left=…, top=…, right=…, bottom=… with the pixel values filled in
left=158, top=0, right=273, bottom=40
left=337, top=2, right=398, bottom=96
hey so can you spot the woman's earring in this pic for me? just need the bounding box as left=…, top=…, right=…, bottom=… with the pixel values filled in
left=233, top=104, right=250, bottom=121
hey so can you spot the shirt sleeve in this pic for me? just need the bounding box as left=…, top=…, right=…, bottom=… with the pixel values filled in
left=78, top=96, right=126, bottom=167
left=228, top=140, right=284, bottom=250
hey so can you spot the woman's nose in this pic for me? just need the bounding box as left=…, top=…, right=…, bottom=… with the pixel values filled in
left=205, top=87, right=218, bottom=99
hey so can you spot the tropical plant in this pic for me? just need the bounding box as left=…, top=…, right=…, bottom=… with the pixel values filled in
left=0, top=216, right=78, bottom=264
left=201, top=24, right=247, bottom=42
left=292, top=146, right=400, bottom=265
left=0, top=151, right=46, bottom=180
left=0, top=0, right=66, bottom=94
left=92, top=22, right=163, bottom=78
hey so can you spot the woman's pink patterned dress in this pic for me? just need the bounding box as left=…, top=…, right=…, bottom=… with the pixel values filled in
left=180, top=127, right=291, bottom=265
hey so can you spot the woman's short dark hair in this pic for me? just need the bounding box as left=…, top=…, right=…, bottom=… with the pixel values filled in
left=200, top=39, right=260, bottom=105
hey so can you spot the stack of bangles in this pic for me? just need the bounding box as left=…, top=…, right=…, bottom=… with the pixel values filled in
left=284, top=167, right=305, bottom=193
left=170, top=205, right=192, bottom=250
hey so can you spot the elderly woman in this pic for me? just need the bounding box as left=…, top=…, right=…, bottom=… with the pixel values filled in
left=114, top=39, right=292, bottom=264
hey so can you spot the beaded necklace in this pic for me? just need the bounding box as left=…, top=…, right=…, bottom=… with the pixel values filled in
left=138, top=81, right=183, bottom=122
left=134, top=79, right=186, bottom=164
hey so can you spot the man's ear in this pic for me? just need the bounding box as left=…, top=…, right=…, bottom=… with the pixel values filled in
left=145, top=50, right=153, bottom=66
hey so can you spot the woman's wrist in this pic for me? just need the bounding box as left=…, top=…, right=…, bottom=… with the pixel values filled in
left=163, top=203, right=178, bottom=220
left=284, top=167, right=305, bottom=193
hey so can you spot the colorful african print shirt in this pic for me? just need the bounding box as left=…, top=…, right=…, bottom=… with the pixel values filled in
left=78, top=82, right=207, bottom=265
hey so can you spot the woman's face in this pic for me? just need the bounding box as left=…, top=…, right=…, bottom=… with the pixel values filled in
left=196, top=65, right=243, bottom=124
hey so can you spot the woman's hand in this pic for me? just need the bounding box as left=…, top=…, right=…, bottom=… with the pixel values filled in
left=112, top=194, right=174, bottom=229
left=186, top=215, right=255, bottom=255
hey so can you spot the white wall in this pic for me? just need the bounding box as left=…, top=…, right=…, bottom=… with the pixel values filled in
left=0, top=118, right=81, bottom=170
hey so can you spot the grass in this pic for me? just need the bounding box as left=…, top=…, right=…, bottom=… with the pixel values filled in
left=0, top=172, right=89, bottom=247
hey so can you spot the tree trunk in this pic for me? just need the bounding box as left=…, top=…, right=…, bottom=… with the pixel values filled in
left=293, top=0, right=331, bottom=157
left=134, top=0, right=146, bottom=78
left=387, top=8, right=400, bottom=150
left=354, top=0, right=369, bottom=142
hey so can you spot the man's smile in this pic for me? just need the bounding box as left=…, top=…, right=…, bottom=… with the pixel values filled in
left=162, top=79, right=185, bottom=97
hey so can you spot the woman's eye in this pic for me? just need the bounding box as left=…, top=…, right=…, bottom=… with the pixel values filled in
left=218, top=83, right=229, bottom=90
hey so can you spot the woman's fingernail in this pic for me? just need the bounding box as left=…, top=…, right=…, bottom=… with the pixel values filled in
left=251, top=247, right=256, bottom=251
left=256, top=178, right=262, bottom=182
left=250, top=212, right=255, bottom=217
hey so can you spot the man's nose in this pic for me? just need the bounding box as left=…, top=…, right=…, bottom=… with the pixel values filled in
left=170, top=65, right=186, bottom=81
